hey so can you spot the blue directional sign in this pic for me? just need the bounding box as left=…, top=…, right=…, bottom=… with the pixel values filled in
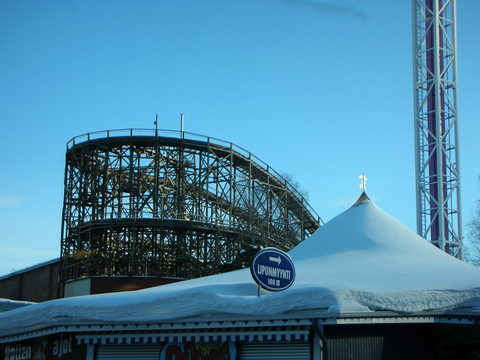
left=250, top=248, right=296, bottom=292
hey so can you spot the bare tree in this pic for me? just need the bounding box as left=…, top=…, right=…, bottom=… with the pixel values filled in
left=465, top=178, right=480, bottom=265
left=281, top=172, right=310, bottom=201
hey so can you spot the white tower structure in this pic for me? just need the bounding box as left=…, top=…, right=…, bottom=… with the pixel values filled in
left=412, top=0, right=463, bottom=258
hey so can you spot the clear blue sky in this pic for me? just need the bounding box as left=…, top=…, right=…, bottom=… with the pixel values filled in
left=0, top=0, right=479, bottom=276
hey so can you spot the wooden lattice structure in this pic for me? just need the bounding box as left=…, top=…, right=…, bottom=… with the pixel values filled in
left=60, top=129, right=322, bottom=287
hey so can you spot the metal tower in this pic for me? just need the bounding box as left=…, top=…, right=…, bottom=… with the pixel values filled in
left=412, top=0, right=463, bottom=258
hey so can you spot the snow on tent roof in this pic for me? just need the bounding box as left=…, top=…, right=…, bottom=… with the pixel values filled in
left=0, top=299, right=34, bottom=313
left=1, top=195, right=480, bottom=333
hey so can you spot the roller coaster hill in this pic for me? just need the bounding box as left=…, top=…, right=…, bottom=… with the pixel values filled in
left=60, top=128, right=322, bottom=294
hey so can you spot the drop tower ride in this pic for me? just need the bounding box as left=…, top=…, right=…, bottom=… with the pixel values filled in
left=412, top=0, right=463, bottom=258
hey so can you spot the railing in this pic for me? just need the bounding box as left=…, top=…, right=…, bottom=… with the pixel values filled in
left=67, top=129, right=323, bottom=225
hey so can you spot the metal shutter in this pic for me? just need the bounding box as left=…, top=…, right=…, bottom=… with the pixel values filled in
left=327, top=336, right=384, bottom=360
left=96, top=345, right=162, bottom=360
left=237, top=342, right=311, bottom=360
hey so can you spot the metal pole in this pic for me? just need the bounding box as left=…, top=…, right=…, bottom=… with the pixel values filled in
left=154, top=114, right=159, bottom=218
left=432, top=0, right=446, bottom=251
left=452, top=0, right=463, bottom=259
left=180, top=113, right=184, bottom=139
left=412, top=0, right=423, bottom=237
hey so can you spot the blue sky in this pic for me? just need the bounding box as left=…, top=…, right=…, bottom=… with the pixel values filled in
left=0, top=0, right=479, bottom=276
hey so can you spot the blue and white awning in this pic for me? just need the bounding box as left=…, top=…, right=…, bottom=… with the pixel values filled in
left=76, top=327, right=310, bottom=345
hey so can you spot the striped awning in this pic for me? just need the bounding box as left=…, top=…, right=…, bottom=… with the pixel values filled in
left=76, top=327, right=310, bottom=345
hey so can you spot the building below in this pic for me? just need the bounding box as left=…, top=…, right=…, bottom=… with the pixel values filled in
left=0, top=259, right=59, bottom=302
left=1, top=311, right=479, bottom=359
left=0, top=259, right=183, bottom=302
left=64, top=276, right=183, bottom=297
left=1, top=193, right=480, bottom=359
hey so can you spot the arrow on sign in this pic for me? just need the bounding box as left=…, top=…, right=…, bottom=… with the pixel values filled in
left=269, top=256, right=281, bottom=265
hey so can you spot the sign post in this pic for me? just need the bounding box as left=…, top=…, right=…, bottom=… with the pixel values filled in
left=250, top=248, right=295, bottom=294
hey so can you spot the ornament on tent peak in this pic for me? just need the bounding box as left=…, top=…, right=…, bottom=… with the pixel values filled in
left=352, top=173, right=370, bottom=208
left=359, top=173, right=367, bottom=192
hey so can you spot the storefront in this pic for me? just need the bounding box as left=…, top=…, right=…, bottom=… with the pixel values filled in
left=92, top=341, right=311, bottom=360
left=0, top=319, right=315, bottom=360
left=2, top=196, right=480, bottom=359
left=3, top=312, right=480, bottom=360
left=1, top=334, right=86, bottom=360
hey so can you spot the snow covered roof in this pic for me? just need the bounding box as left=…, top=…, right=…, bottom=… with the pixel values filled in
left=0, top=299, right=34, bottom=313
left=0, top=258, right=59, bottom=280
left=1, top=195, right=480, bottom=335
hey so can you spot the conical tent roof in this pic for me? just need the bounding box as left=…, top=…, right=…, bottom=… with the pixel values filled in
left=1, top=195, right=480, bottom=333
left=287, top=194, right=480, bottom=311
left=290, top=193, right=479, bottom=292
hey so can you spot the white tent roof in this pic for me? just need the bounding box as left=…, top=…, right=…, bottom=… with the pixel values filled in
left=1, top=195, right=480, bottom=333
